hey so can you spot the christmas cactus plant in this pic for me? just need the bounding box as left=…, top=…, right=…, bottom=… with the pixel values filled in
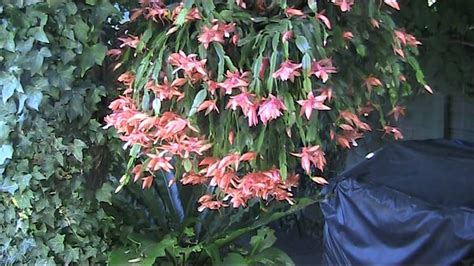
left=105, top=0, right=429, bottom=211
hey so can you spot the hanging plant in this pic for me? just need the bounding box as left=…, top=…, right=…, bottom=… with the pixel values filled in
left=105, top=0, right=429, bottom=211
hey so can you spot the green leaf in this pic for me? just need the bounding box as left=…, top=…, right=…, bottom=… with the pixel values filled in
left=0, top=177, right=18, bottom=195
left=47, top=234, right=65, bottom=254
left=183, top=158, right=192, bottom=172
left=222, top=253, right=247, bottom=265
left=251, top=247, right=295, bottom=266
left=295, top=36, right=311, bottom=53
left=0, top=144, right=13, bottom=164
left=250, top=227, right=277, bottom=255
left=30, top=27, right=49, bottom=43
left=86, top=0, right=98, bottom=5
left=0, top=74, right=23, bottom=103
left=26, top=90, right=43, bottom=111
left=80, top=43, right=107, bottom=76
left=64, top=246, right=80, bottom=264
left=71, top=139, right=87, bottom=162
left=96, top=182, right=114, bottom=205
left=356, top=44, right=366, bottom=57
left=188, top=89, right=207, bottom=116
left=308, top=0, right=318, bottom=11
left=152, top=98, right=161, bottom=115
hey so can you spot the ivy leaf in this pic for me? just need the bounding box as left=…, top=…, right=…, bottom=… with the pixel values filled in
left=71, top=139, right=87, bottom=162
left=188, top=89, right=207, bottom=116
left=26, top=90, right=43, bottom=111
left=64, top=246, right=80, bottom=265
left=96, top=182, right=114, bottom=205
left=47, top=234, right=65, bottom=254
left=0, top=144, right=13, bottom=164
left=0, top=28, right=15, bottom=52
left=80, top=43, right=107, bottom=76
left=30, top=27, right=49, bottom=43
left=0, top=74, right=23, bottom=103
left=0, top=177, right=18, bottom=195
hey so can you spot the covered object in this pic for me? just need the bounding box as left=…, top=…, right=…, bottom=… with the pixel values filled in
left=321, top=140, right=474, bottom=264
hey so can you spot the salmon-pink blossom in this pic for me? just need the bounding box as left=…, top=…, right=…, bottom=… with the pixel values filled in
left=387, top=105, right=406, bottom=121
left=168, top=51, right=207, bottom=78
left=297, top=91, right=331, bottom=120
left=291, top=145, right=326, bottom=174
left=258, top=94, right=287, bottom=124
left=384, top=0, right=400, bottom=10
left=333, top=0, right=354, bottom=12
left=218, top=70, right=250, bottom=94
left=118, top=35, right=140, bottom=49
left=282, top=31, right=294, bottom=42
left=197, top=100, right=219, bottom=115
left=311, top=59, right=337, bottom=83
left=273, top=60, right=302, bottom=82
left=285, top=7, right=305, bottom=18
left=226, top=91, right=254, bottom=113
left=364, top=76, right=383, bottom=93
left=383, top=126, right=404, bottom=140
left=198, top=25, right=225, bottom=49
left=316, top=10, right=332, bottom=29
left=147, top=153, right=174, bottom=172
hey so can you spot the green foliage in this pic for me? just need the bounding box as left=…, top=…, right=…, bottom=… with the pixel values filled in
left=397, top=0, right=474, bottom=96
left=107, top=175, right=317, bottom=264
left=0, top=0, right=123, bottom=264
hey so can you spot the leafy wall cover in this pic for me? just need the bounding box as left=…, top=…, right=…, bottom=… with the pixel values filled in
left=0, top=0, right=121, bottom=264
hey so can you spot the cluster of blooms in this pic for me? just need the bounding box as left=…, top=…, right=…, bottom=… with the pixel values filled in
left=105, top=0, right=419, bottom=211
left=104, top=47, right=308, bottom=210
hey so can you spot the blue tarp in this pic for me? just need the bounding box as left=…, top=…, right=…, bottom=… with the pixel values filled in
left=321, top=140, right=474, bottom=264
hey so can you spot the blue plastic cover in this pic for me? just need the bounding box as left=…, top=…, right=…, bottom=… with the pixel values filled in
left=321, top=140, right=474, bottom=264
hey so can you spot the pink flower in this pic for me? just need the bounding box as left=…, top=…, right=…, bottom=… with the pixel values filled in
left=258, top=94, right=287, bottom=124
left=197, top=100, right=219, bottom=115
left=316, top=10, right=331, bottom=30
left=291, top=145, right=326, bottom=174
left=273, top=60, right=302, bottom=82
left=171, top=3, right=201, bottom=24
left=297, top=91, right=331, bottom=120
left=364, top=76, right=383, bottom=93
left=226, top=91, right=254, bottom=113
left=198, top=25, right=225, bottom=49
left=395, top=29, right=421, bottom=47
left=383, top=126, right=404, bottom=140
left=198, top=21, right=236, bottom=49
left=246, top=103, right=259, bottom=127
left=371, top=19, right=380, bottom=29
left=282, top=31, right=294, bottom=42
left=168, top=51, right=207, bottom=78
left=118, top=35, right=140, bottom=49
left=317, top=87, right=333, bottom=102
left=146, top=153, right=174, bottom=172
left=236, top=0, right=246, bottom=9
left=343, top=31, right=354, bottom=40
left=106, top=49, right=122, bottom=60
left=218, top=70, right=250, bottom=94
left=310, top=59, right=337, bottom=83
left=387, top=105, right=406, bottom=121
left=333, top=0, right=354, bottom=12
left=285, top=7, right=305, bottom=18
left=384, top=0, right=400, bottom=10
